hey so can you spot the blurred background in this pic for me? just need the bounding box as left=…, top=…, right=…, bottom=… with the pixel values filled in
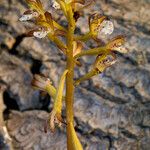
left=0, top=0, right=150, bottom=149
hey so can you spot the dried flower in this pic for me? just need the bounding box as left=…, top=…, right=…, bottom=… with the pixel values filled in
left=31, top=74, right=52, bottom=91
left=19, top=10, right=39, bottom=21
left=49, top=110, right=63, bottom=132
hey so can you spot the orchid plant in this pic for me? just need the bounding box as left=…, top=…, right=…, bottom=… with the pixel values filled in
left=19, top=0, right=128, bottom=149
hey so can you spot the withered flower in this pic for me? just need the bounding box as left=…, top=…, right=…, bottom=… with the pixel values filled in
left=31, top=74, right=52, bottom=91
left=31, top=74, right=57, bottom=100
left=48, top=110, right=63, bottom=132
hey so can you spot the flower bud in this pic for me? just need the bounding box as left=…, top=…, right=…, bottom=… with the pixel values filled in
left=106, top=36, right=128, bottom=53
left=19, top=10, right=39, bottom=21
left=73, top=41, right=83, bottom=57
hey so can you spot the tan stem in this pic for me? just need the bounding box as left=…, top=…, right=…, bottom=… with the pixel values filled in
left=65, top=4, right=83, bottom=150
left=74, top=46, right=105, bottom=59
left=74, top=69, right=99, bottom=86
left=74, top=32, right=92, bottom=42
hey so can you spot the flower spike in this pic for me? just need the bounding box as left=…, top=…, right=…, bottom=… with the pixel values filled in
left=20, top=0, right=129, bottom=149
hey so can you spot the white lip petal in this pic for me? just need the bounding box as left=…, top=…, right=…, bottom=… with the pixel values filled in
left=52, top=0, right=60, bottom=9
left=33, top=30, right=49, bottom=38
left=110, top=59, right=117, bottom=65
left=19, top=11, right=39, bottom=22
left=19, top=14, right=33, bottom=21
left=99, top=20, right=114, bottom=35
left=114, top=45, right=128, bottom=53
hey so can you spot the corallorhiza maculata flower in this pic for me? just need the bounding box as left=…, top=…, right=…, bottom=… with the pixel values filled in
left=20, top=0, right=129, bottom=149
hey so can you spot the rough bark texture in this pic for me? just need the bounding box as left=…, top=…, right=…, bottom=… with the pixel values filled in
left=0, top=0, right=150, bottom=149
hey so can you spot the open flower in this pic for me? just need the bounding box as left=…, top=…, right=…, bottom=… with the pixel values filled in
left=74, top=54, right=117, bottom=86
left=28, top=27, right=51, bottom=38
left=33, top=27, right=51, bottom=38
left=106, top=35, right=128, bottom=53
left=95, top=54, right=117, bottom=72
left=89, top=13, right=114, bottom=38
left=97, top=20, right=114, bottom=39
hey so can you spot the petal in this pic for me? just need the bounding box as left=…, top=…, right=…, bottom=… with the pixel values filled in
left=65, top=0, right=72, bottom=4
left=33, top=27, right=50, bottom=38
left=113, top=45, right=128, bottom=53
left=52, top=0, right=60, bottom=9
left=106, top=35, right=125, bottom=50
left=19, top=10, right=39, bottom=21
left=99, top=20, right=114, bottom=35
left=19, top=14, right=33, bottom=21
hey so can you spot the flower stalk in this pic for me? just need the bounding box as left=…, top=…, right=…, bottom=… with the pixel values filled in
left=65, top=3, right=83, bottom=150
